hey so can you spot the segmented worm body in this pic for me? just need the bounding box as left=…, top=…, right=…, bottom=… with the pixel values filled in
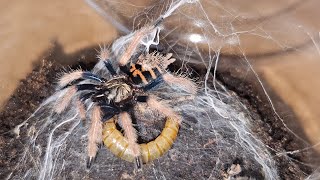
left=103, top=117, right=179, bottom=163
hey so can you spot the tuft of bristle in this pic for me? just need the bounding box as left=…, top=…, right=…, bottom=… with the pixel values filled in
left=87, top=105, right=102, bottom=168
left=58, top=70, right=83, bottom=87
left=97, top=44, right=109, bottom=61
left=54, top=86, right=77, bottom=114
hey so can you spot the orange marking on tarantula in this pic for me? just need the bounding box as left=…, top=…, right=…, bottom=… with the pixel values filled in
left=132, top=69, right=148, bottom=84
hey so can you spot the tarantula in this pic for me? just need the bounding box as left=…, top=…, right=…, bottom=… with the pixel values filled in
left=53, top=24, right=197, bottom=169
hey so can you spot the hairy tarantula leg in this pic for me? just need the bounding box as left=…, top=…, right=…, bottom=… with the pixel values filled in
left=73, top=84, right=101, bottom=102
left=119, top=65, right=130, bottom=75
left=76, top=98, right=86, bottom=121
left=97, top=45, right=117, bottom=75
left=54, top=86, right=77, bottom=114
left=82, top=72, right=104, bottom=82
left=162, top=73, right=197, bottom=95
left=146, top=95, right=182, bottom=124
left=136, top=95, right=148, bottom=102
left=58, top=70, right=104, bottom=88
left=118, top=25, right=159, bottom=66
left=143, top=76, right=163, bottom=91
left=79, top=91, right=95, bottom=102
left=136, top=95, right=181, bottom=123
left=54, top=83, right=102, bottom=114
left=87, top=105, right=103, bottom=168
left=103, top=61, right=116, bottom=75
left=57, top=84, right=97, bottom=109
left=118, top=112, right=142, bottom=169
left=76, top=83, right=100, bottom=91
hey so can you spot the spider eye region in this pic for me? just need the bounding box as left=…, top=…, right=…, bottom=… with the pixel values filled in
left=107, top=84, right=132, bottom=103
left=104, top=78, right=133, bottom=103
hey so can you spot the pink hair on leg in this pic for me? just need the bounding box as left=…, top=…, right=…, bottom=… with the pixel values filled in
left=54, top=86, right=77, bottom=113
left=163, top=73, right=197, bottom=95
left=58, top=70, right=83, bottom=87
left=97, top=45, right=109, bottom=61
left=76, top=98, right=86, bottom=121
left=147, top=95, right=182, bottom=124
left=118, top=27, right=154, bottom=66
left=88, top=105, right=103, bottom=164
left=119, top=112, right=140, bottom=158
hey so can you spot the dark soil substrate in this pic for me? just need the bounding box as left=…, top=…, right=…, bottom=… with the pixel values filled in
left=0, top=42, right=319, bottom=179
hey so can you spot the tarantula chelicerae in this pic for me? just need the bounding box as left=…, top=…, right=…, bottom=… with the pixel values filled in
left=54, top=25, right=197, bottom=169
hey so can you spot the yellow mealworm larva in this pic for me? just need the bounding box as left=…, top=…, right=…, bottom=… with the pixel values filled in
left=102, top=117, right=179, bottom=163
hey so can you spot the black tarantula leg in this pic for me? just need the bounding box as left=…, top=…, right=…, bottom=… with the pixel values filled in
left=99, top=104, right=120, bottom=122
left=87, top=105, right=103, bottom=168
left=119, top=65, right=130, bottom=75
left=79, top=91, right=95, bottom=102
left=58, top=70, right=104, bottom=88
left=82, top=72, right=104, bottom=82
left=118, top=112, right=142, bottom=169
left=76, top=83, right=100, bottom=91
left=103, top=61, right=116, bottom=75
left=97, top=45, right=116, bottom=75
left=143, top=76, right=163, bottom=91
left=136, top=95, right=149, bottom=103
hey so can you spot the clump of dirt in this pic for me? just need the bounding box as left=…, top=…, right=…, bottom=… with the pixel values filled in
left=0, top=43, right=318, bottom=179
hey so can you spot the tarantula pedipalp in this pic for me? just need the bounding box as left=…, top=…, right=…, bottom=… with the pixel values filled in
left=54, top=25, right=197, bottom=169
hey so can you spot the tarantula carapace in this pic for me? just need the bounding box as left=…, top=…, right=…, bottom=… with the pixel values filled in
left=54, top=26, right=197, bottom=169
